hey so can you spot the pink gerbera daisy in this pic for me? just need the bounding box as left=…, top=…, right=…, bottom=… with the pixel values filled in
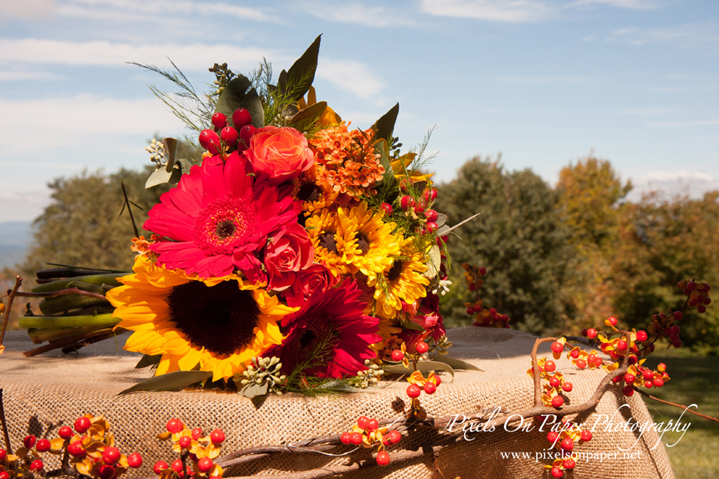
left=145, top=152, right=301, bottom=280
left=264, top=278, right=381, bottom=378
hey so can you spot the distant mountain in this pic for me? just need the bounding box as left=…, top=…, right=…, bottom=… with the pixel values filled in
left=0, top=221, right=32, bottom=269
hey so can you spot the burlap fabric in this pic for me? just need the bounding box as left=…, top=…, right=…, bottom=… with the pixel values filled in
left=1, top=327, right=674, bottom=478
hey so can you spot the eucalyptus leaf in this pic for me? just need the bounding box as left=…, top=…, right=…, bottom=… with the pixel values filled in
left=428, top=354, right=484, bottom=372
left=241, top=382, right=269, bottom=399
left=383, top=360, right=454, bottom=381
left=372, top=103, right=399, bottom=142
left=435, top=213, right=448, bottom=228
left=135, top=354, right=162, bottom=369
left=215, top=75, right=264, bottom=128
left=278, top=35, right=321, bottom=102
left=118, top=371, right=212, bottom=394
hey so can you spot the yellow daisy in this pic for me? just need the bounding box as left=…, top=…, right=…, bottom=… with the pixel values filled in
left=368, top=237, right=430, bottom=318
left=335, top=202, right=400, bottom=276
left=106, top=256, right=297, bottom=382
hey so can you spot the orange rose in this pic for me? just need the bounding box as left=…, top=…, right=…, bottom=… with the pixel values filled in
left=245, top=126, right=314, bottom=184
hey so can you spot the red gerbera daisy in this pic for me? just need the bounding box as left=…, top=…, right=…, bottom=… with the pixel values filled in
left=264, top=278, right=381, bottom=378
left=145, top=152, right=301, bottom=280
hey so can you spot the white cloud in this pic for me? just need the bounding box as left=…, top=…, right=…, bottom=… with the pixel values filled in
left=646, top=120, right=719, bottom=127
left=317, top=58, right=384, bottom=99
left=303, top=2, right=416, bottom=27
left=644, top=170, right=714, bottom=183
left=0, top=38, right=273, bottom=71
left=619, top=107, right=672, bottom=116
left=0, top=69, right=65, bottom=81
left=0, top=0, right=56, bottom=19
left=420, top=0, right=554, bottom=23
left=629, top=170, right=719, bottom=200
left=605, top=22, right=719, bottom=48
left=60, top=0, right=270, bottom=22
left=496, top=75, right=595, bottom=84
left=0, top=189, right=52, bottom=222
left=567, top=0, right=659, bottom=10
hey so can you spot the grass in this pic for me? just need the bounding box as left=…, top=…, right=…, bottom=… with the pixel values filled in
left=641, top=354, right=719, bottom=479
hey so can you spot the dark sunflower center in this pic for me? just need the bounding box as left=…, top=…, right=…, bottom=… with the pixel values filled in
left=319, top=232, right=338, bottom=254
left=355, top=233, right=370, bottom=255
left=289, top=314, right=338, bottom=366
left=299, top=329, right=317, bottom=349
left=387, top=260, right=403, bottom=282
left=215, top=220, right=236, bottom=239
left=298, top=183, right=321, bottom=203
left=167, top=280, right=260, bottom=356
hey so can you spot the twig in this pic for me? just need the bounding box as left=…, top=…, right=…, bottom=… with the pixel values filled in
left=1, top=276, right=23, bottom=350
left=120, top=183, right=140, bottom=238
left=636, top=389, right=719, bottom=424
left=0, top=389, right=12, bottom=454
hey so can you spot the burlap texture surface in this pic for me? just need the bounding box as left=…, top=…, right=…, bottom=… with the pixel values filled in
left=1, top=327, right=674, bottom=478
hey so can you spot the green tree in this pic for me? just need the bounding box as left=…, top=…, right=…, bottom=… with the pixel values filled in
left=436, top=157, right=572, bottom=335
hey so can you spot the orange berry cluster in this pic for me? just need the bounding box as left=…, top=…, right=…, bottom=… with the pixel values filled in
left=527, top=342, right=574, bottom=408
left=339, top=416, right=401, bottom=466
left=462, top=263, right=511, bottom=328
left=153, top=419, right=225, bottom=479
left=544, top=419, right=592, bottom=478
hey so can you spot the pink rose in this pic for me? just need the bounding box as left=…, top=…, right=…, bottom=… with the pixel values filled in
left=265, top=223, right=314, bottom=291
left=283, top=263, right=339, bottom=307
left=245, top=126, right=314, bottom=184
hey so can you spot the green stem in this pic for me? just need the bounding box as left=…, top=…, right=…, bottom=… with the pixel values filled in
left=27, top=326, right=103, bottom=344
left=31, top=274, right=125, bottom=293
left=18, top=314, right=120, bottom=329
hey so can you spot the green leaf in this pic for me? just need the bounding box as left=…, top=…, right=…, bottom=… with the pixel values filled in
left=289, top=101, right=327, bottom=131
left=162, top=137, right=178, bottom=172
left=383, top=360, right=454, bottom=380
left=400, top=320, right=425, bottom=332
left=241, top=382, right=269, bottom=399
left=215, top=75, right=264, bottom=128
left=372, top=103, right=399, bottom=142
left=135, top=354, right=162, bottom=369
left=429, top=354, right=484, bottom=372
left=145, top=165, right=182, bottom=188
left=423, top=244, right=441, bottom=279
left=278, top=35, right=321, bottom=102
left=118, top=371, right=212, bottom=395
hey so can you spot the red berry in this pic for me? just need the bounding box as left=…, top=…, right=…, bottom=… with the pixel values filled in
left=549, top=377, right=560, bottom=388
left=424, top=210, right=439, bottom=222
left=127, top=453, right=142, bottom=468
left=617, top=340, right=628, bottom=351
left=570, top=349, right=579, bottom=359
left=425, top=222, right=438, bottom=234
left=198, top=457, right=213, bottom=473
left=191, top=428, right=203, bottom=440
left=562, top=382, right=573, bottom=392
left=59, top=426, right=73, bottom=439
left=166, top=418, right=184, bottom=434
left=551, top=466, right=564, bottom=478
left=210, top=429, right=225, bottom=444
left=415, top=202, right=425, bottom=214
left=551, top=396, right=564, bottom=408
left=357, top=416, right=370, bottom=430
left=98, top=464, right=115, bottom=479
left=391, top=349, right=404, bottom=362
left=547, top=431, right=559, bottom=443
left=644, top=380, right=653, bottom=388
left=239, top=124, right=256, bottom=142
left=687, top=281, right=697, bottom=290
left=376, top=450, right=390, bottom=466
left=23, top=435, right=37, bottom=449
left=581, top=430, right=592, bottom=442
left=407, top=384, right=422, bottom=398
left=544, top=360, right=556, bottom=373
left=653, top=377, right=664, bottom=388
left=698, top=305, right=707, bottom=313
left=171, top=459, right=184, bottom=472
left=423, top=188, right=437, bottom=202
left=643, top=370, right=654, bottom=380
left=435, top=375, right=442, bottom=386
left=35, top=438, right=51, bottom=452
left=367, top=418, right=379, bottom=432
left=636, top=330, right=648, bottom=342
left=30, top=460, right=44, bottom=472
left=400, top=195, right=413, bottom=210
left=623, top=385, right=635, bottom=396
left=102, top=446, right=120, bottom=464
left=576, top=359, right=587, bottom=369
left=564, top=457, right=576, bottom=469
left=153, top=461, right=169, bottom=474
left=657, top=363, right=667, bottom=372
left=211, top=112, right=227, bottom=130
left=350, top=432, right=363, bottom=445
left=625, top=373, right=636, bottom=383
left=199, top=129, right=221, bottom=154
left=478, top=266, right=487, bottom=276
left=561, top=438, right=574, bottom=451
left=415, top=341, right=429, bottom=354
left=606, top=316, right=618, bottom=327
left=220, top=126, right=239, bottom=146
left=68, top=440, right=85, bottom=457
left=389, top=430, right=401, bottom=444
left=75, top=416, right=91, bottom=434
left=381, top=203, right=393, bottom=215
left=551, top=341, right=564, bottom=354
left=673, top=311, right=683, bottom=320
left=0, top=472, right=8, bottom=479
left=424, top=382, right=437, bottom=394
left=586, top=328, right=597, bottom=339
left=178, top=436, right=192, bottom=449
left=0, top=449, right=6, bottom=461
left=340, top=432, right=352, bottom=444
left=232, top=108, right=252, bottom=129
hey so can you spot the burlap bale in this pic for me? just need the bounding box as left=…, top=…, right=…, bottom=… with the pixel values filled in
left=0, top=328, right=674, bottom=478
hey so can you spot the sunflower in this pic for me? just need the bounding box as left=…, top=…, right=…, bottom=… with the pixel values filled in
left=292, top=166, right=338, bottom=215
left=368, top=237, right=430, bottom=318
left=335, top=202, right=400, bottom=276
left=305, top=209, right=348, bottom=277
left=106, top=256, right=296, bottom=382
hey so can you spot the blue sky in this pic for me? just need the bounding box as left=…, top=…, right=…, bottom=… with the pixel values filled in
left=0, top=0, right=717, bottom=222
